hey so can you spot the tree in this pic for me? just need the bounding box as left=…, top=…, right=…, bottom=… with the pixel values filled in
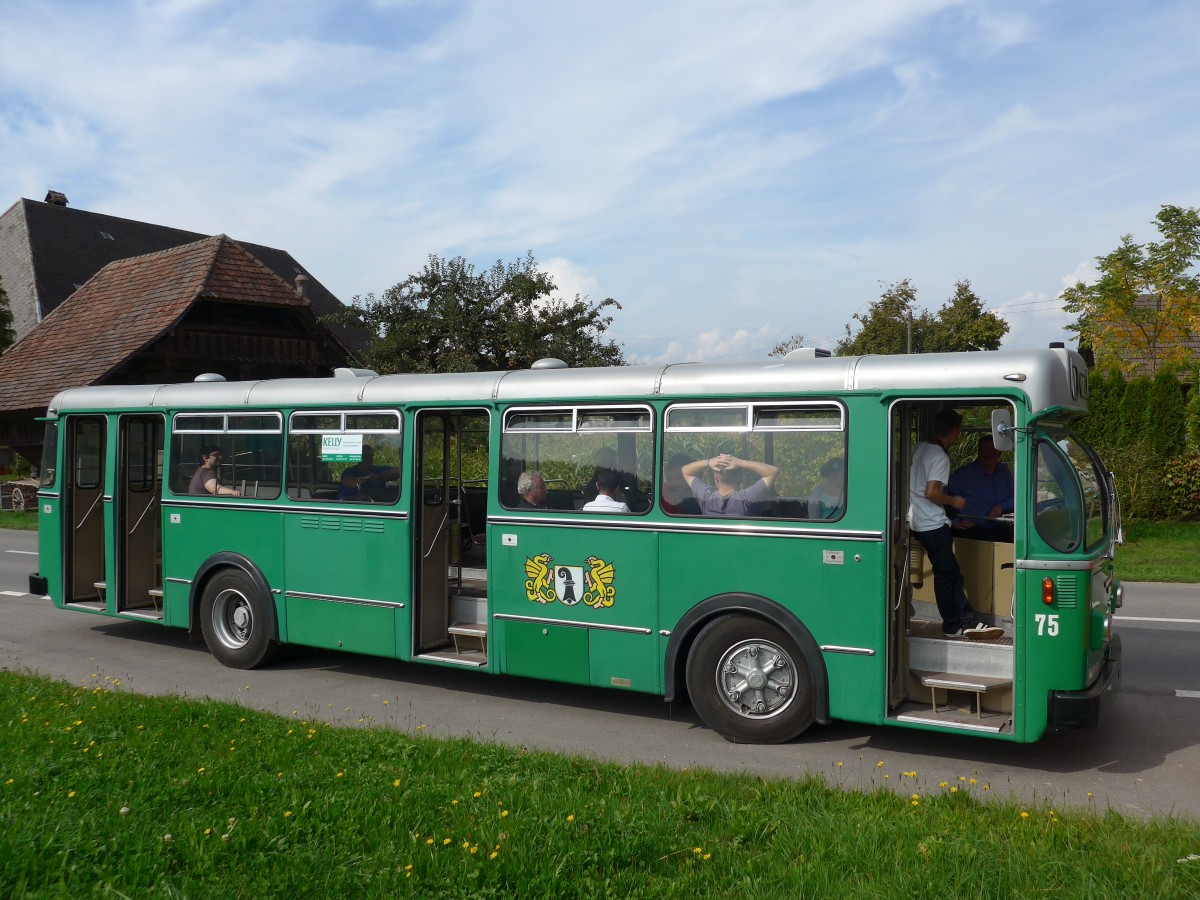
left=1062, top=205, right=1200, bottom=376
left=836, top=279, right=926, bottom=356
left=769, top=333, right=806, bottom=357
left=924, top=280, right=1008, bottom=352
left=835, top=278, right=1007, bottom=356
left=0, top=272, right=14, bottom=354
left=328, top=252, right=624, bottom=374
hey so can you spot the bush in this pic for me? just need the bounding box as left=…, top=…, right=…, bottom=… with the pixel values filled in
left=1162, top=454, right=1200, bottom=519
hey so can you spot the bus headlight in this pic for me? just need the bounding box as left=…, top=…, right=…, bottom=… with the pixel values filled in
left=1114, top=583, right=1124, bottom=609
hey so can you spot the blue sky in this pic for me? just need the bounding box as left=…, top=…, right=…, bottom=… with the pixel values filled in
left=3, top=0, right=1198, bottom=363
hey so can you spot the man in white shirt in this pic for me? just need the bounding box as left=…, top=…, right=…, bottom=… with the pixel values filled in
left=582, top=469, right=631, bottom=513
left=910, top=409, right=1002, bottom=639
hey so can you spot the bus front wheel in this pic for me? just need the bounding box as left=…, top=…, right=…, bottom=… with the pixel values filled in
left=199, top=570, right=279, bottom=669
left=686, top=615, right=813, bottom=744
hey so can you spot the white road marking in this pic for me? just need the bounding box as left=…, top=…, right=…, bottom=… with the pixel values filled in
left=1178, top=690, right=1200, bottom=699
left=1, top=590, right=27, bottom=597
left=1115, top=615, right=1200, bottom=625
left=4, top=550, right=37, bottom=555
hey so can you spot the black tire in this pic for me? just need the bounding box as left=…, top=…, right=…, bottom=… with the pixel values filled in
left=685, top=615, right=813, bottom=744
left=199, top=569, right=279, bottom=669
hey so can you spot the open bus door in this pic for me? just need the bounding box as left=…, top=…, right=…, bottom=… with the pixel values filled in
left=64, top=415, right=107, bottom=608
left=114, top=414, right=164, bottom=618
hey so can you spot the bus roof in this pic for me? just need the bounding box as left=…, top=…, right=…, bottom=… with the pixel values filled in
left=46, top=347, right=1089, bottom=417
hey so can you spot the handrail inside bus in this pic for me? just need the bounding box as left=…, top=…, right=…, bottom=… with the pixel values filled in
left=421, top=509, right=449, bottom=560
left=128, top=494, right=158, bottom=536
left=75, top=492, right=104, bottom=531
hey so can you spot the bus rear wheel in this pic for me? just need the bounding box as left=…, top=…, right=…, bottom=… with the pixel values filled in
left=199, top=570, right=279, bottom=669
left=686, top=615, right=813, bottom=744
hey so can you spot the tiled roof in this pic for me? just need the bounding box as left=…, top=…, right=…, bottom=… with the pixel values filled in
left=0, top=235, right=320, bottom=412
left=4, top=198, right=369, bottom=355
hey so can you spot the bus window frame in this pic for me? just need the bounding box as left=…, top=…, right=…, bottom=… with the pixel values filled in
left=287, top=408, right=404, bottom=504
left=169, top=411, right=285, bottom=499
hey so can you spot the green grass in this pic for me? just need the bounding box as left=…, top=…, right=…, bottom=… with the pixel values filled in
left=0, top=510, right=38, bottom=530
left=1117, top=520, right=1200, bottom=582
left=1, top=672, right=1197, bottom=898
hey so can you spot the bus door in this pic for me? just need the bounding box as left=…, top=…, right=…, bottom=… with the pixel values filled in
left=413, top=408, right=491, bottom=662
left=63, top=415, right=108, bottom=609
left=115, top=414, right=164, bottom=618
left=887, top=399, right=1018, bottom=736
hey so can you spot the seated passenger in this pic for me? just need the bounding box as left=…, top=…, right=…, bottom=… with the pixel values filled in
left=581, top=447, right=647, bottom=510
left=809, top=457, right=845, bottom=519
left=661, top=452, right=700, bottom=514
left=189, top=445, right=240, bottom=497
left=516, top=470, right=548, bottom=509
left=948, top=436, right=1014, bottom=541
left=582, top=469, right=631, bottom=513
left=681, top=452, right=778, bottom=517
left=337, top=445, right=399, bottom=501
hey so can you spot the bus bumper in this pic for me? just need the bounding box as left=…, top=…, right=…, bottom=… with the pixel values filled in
left=29, top=572, right=48, bottom=596
left=1047, top=633, right=1122, bottom=731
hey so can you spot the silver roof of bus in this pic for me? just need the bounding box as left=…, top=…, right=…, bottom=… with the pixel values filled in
left=46, top=347, right=1088, bottom=416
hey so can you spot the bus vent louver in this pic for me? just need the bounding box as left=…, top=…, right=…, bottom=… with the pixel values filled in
left=1054, top=577, right=1078, bottom=609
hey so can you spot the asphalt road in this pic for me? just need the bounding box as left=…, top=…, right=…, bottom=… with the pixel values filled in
left=2, top=528, right=1198, bottom=819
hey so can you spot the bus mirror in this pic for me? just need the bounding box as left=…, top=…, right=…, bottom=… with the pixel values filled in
left=991, top=408, right=1014, bottom=452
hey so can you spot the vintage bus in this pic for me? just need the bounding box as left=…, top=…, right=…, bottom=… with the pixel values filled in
left=29, top=345, right=1122, bottom=744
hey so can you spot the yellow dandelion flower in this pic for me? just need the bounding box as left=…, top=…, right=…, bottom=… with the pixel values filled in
left=567, top=814, right=575, bottom=822
left=939, top=781, right=948, bottom=788
left=406, top=871, right=412, bottom=878
left=911, top=793, right=919, bottom=800
left=337, top=772, right=344, bottom=779
left=462, top=841, right=470, bottom=849
left=836, top=761, right=843, bottom=767
left=958, top=776, right=966, bottom=782
left=489, top=851, right=499, bottom=860
left=393, top=779, right=402, bottom=788
left=452, top=799, right=459, bottom=806
left=470, top=846, right=478, bottom=855
left=876, top=761, right=884, bottom=768
left=425, top=838, right=434, bottom=845
left=911, top=799, right=919, bottom=807
left=204, top=828, right=212, bottom=836
left=383, top=700, right=389, bottom=705
left=969, top=778, right=977, bottom=785
left=6, top=778, right=14, bottom=786
left=694, top=847, right=702, bottom=854
left=284, top=811, right=293, bottom=818
left=703, top=853, right=711, bottom=861
left=405, top=864, right=413, bottom=871
left=1087, top=792, right=1094, bottom=798
left=443, top=838, right=452, bottom=846
left=501, top=809, right=509, bottom=818
left=68, top=791, right=76, bottom=798
left=197, top=767, right=205, bottom=774
left=473, top=791, right=482, bottom=798
left=1020, top=811, right=1029, bottom=819
left=950, top=786, right=958, bottom=793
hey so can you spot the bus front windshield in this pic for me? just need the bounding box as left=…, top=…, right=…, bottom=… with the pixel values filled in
left=1034, top=428, right=1108, bottom=554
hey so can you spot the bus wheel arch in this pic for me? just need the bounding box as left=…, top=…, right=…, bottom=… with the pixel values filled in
left=665, top=594, right=829, bottom=741
left=191, top=553, right=280, bottom=670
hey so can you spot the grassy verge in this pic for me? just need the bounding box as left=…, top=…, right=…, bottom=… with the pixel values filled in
left=1, top=672, right=1197, bottom=897
left=0, top=509, right=37, bottom=530
left=1117, top=520, right=1200, bottom=583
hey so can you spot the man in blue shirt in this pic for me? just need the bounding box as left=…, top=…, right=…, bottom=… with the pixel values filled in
left=948, top=436, right=1014, bottom=542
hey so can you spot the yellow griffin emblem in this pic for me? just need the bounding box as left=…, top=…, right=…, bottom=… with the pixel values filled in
left=582, top=556, right=616, bottom=608
left=524, top=553, right=556, bottom=604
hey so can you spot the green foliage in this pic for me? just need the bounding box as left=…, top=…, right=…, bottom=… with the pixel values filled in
left=924, top=280, right=1009, bottom=353
left=0, top=271, right=14, bottom=353
left=1117, top=378, right=1151, bottom=448
left=1063, top=204, right=1200, bottom=375
left=1118, top=519, right=1200, bottom=581
left=836, top=279, right=1008, bottom=356
left=2, top=671, right=1198, bottom=898
left=327, top=252, right=624, bottom=374
left=1188, top=371, right=1200, bottom=451
left=1161, top=454, right=1200, bottom=520
left=768, top=333, right=806, bottom=357
left=1144, top=366, right=1186, bottom=459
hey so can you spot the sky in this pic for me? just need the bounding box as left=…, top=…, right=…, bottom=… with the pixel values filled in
left=3, top=0, right=1199, bottom=364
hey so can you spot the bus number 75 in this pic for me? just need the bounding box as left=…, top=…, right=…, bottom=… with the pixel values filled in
left=1035, top=614, right=1060, bottom=636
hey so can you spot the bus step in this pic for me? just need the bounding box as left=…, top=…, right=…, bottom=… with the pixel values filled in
left=148, top=588, right=164, bottom=598
left=93, top=581, right=107, bottom=601
left=913, top=670, right=1012, bottom=720
left=448, top=622, right=488, bottom=654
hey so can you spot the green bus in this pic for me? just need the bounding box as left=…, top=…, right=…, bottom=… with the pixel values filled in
left=29, top=345, right=1122, bottom=744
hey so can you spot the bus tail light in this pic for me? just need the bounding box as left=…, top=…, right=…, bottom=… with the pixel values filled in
left=1042, top=577, right=1054, bottom=606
